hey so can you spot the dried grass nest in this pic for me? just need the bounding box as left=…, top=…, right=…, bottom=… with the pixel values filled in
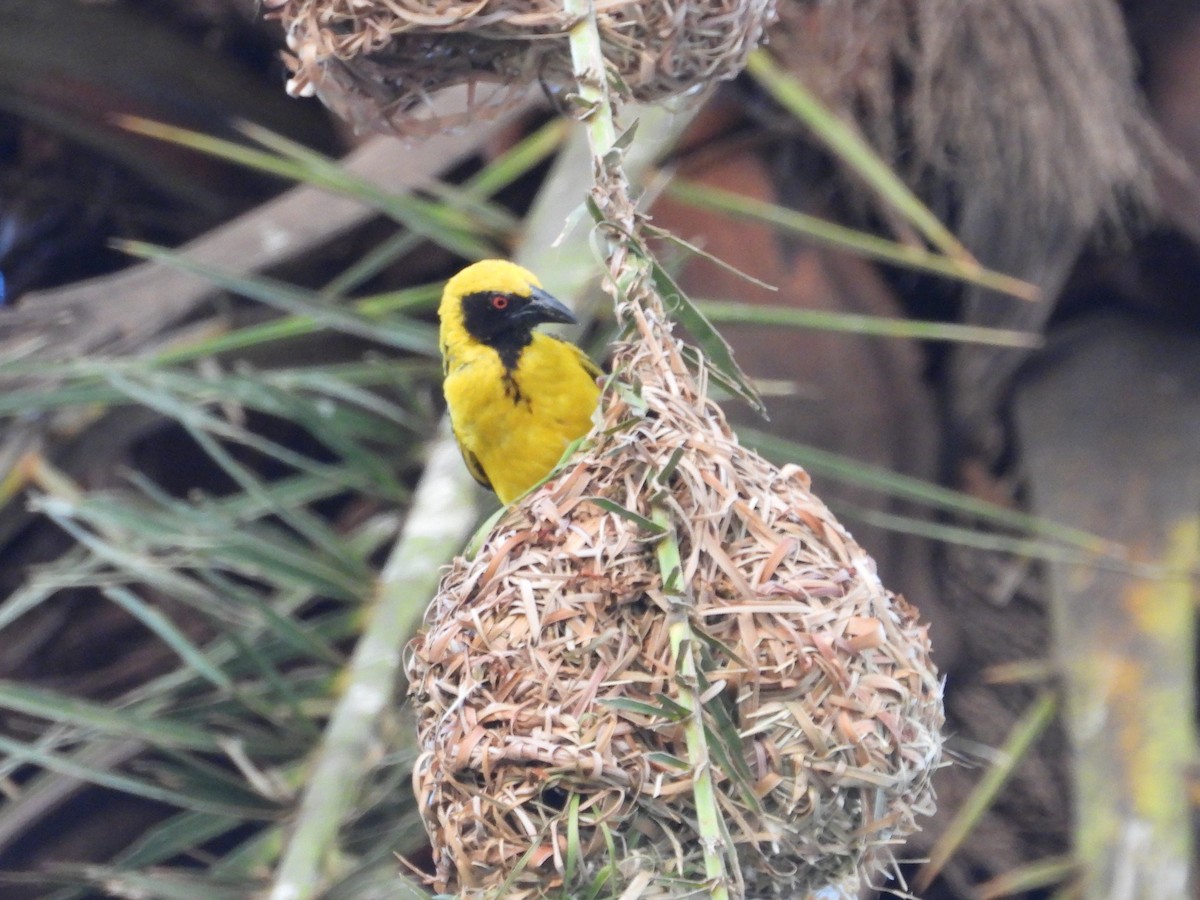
left=406, top=296, right=944, bottom=897
left=264, top=0, right=776, bottom=134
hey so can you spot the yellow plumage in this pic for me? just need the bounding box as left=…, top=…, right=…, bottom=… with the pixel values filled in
left=439, top=260, right=602, bottom=504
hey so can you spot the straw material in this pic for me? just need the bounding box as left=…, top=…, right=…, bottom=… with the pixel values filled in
left=406, top=257, right=944, bottom=895
left=768, top=0, right=1155, bottom=237
left=265, top=0, right=775, bottom=135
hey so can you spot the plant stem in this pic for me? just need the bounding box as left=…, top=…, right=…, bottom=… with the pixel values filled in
left=563, top=0, right=659, bottom=330
left=268, top=419, right=478, bottom=900
left=564, top=0, right=735, bottom=891
left=654, top=505, right=732, bottom=898
left=564, top=0, right=617, bottom=157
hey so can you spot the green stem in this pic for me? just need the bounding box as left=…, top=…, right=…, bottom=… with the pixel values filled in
left=654, top=505, right=732, bottom=898
left=267, top=420, right=478, bottom=900
left=564, top=0, right=617, bottom=157
left=564, top=1, right=734, bottom=892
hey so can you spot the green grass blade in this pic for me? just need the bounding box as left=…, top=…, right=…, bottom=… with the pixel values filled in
left=0, top=681, right=227, bottom=751
left=114, top=811, right=243, bottom=870
left=103, top=586, right=234, bottom=691
left=843, top=504, right=1161, bottom=576
left=742, top=428, right=1127, bottom=558
left=195, top=569, right=344, bottom=668
left=667, top=179, right=1038, bottom=301
left=155, top=288, right=441, bottom=366
left=118, top=116, right=496, bottom=259
left=647, top=257, right=767, bottom=415
left=465, top=118, right=570, bottom=198
left=0, top=733, right=274, bottom=818
left=56, top=867, right=260, bottom=900
left=585, top=497, right=667, bottom=535
left=915, top=691, right=1058, bottom=892
left=695, top=299, right=1041, bottom=348
left=745, top=49, right=975, bottom=265
left=975, top=855, right=1078, bottom=899
left=115, top=240, right=440, bottom=357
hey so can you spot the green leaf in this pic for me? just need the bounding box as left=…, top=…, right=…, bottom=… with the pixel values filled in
left=56, top=866, right=260, bottom=900
left=0, top=733, right=275, bottom=818
left=118, top=117, right=497, bottom=259
left=114, top=811, right=243, bottom=870
left=646, top=258, right=767, bottom=416
left=115, top=240, right=440, bottom=357
left=645, top=224, right=778, bottom=293
left=584, top=497, right=667, bottom=535
left=564, top=792, right=582, bottom=887
left=0, top=681, right=232, bottom=752
left=103, top=586, right=234, bottom=691
left=745, top=50, right=974, bottom=265
left=598, top=697, right=687, bottom=722
left=741, top=428, right=1128, bottom=559
left=975, top=856, right=1078, bottom=900
left=667, top=179, right=1038, bottom=302
left=645, top=751, right=690, bottom=771
left=464, top=504, right=509, bottom=559
left=654, top=446, right=686, bottom=485
left=693, top=669, right=761, bottom=813
left=651, top=504, right=684, bottom=595
left=652, top=692, right=692, bottom=720
left=695, top=299, right=1041, bottom=348
left=842, top=503, right=1155, bottom=573
left=156, top=288, right=441, bottom=366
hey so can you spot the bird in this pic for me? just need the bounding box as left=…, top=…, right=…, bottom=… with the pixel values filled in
left=439, top=259, right=602, bottom=504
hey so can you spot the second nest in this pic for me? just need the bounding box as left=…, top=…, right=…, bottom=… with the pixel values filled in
left=266, top=0, right=776, bottom=133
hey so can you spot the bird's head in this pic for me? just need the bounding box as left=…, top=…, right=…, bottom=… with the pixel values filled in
left=440, top=259, right=577, bottom=348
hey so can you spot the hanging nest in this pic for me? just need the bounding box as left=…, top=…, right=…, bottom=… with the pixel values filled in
left=406, top=265, right=944, bottom=896
left=263, top=0, right=776, bottom=135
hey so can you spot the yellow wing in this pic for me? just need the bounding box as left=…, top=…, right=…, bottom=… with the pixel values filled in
left=451, top=420, right=494, bottom=491
left=563, top=339, right=604, bottom=382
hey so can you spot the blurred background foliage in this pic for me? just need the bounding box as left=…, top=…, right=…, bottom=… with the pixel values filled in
left=0, top=1, right=1198, bottom=898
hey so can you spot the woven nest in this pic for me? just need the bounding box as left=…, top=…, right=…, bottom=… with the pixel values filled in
left=406, top=281, right=943, bottom=896
left=264, top=0, right=775, bottom=134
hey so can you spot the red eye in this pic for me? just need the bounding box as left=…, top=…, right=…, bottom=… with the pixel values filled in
left=490, top=294, right=509, bottom=310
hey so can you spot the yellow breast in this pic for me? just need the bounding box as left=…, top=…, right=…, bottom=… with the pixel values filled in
left=444, top=333, right=599, bottom=503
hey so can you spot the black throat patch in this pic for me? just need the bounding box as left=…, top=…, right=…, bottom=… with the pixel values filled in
left=461, top=290, right=532, bottom=404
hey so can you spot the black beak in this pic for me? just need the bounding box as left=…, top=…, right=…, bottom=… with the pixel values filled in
left=519, top=286, right=578, bottom=326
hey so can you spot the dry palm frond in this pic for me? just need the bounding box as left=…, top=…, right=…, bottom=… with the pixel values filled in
left=770, top=0, right=1156, bottom=238
left=766, top=0, right=1163, bottom=442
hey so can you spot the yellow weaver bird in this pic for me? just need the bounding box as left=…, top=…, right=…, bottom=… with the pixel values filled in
left=439, top=260, right=602, bottom=504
